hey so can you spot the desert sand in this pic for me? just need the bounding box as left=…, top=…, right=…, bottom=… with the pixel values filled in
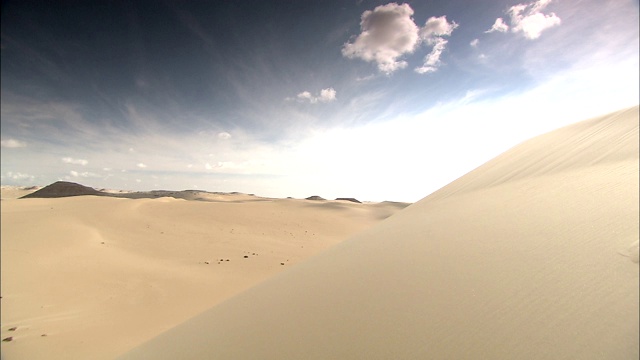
left=115, top=106, right=639, bottom=359
left=0, top=187, right=407, bottom=359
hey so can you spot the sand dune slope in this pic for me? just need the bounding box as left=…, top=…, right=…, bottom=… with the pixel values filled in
left=119, top=106, right=639, bottom=359
left=0, top=194, right=407, bottom=359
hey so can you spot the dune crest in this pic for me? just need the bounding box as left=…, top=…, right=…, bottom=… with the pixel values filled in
left=119, top=106, right=639, bottom=359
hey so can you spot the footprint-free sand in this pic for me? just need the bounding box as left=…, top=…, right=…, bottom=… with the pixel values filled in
left=1, top=189, right=406, bottom=359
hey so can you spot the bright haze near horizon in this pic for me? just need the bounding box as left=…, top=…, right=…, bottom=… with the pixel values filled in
left=1, top=0, right=638, bottom=202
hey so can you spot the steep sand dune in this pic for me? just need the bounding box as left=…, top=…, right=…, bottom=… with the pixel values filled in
left=0, top=195, right=407, bottom=359
left=119, top=106, right=639, bottom=359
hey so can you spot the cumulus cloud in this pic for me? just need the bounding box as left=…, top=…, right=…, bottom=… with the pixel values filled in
left=1, top=138, right=27, bottom=148
left=217, top=132, right=232, bottom=140
left=470, top=39, right=479, bottom=47
left=487, top=0, right=561, bottom=39
left=342, top=3, right=457, bottom=74
left=137, top=163, right=147, bottom=168
left=290, top=88, right=337, bottom=104
left=319, top=88, right=337, bottom=102
left=62, top=157, right=88, bottom=166
left=342, top=3, right=419, bottom=73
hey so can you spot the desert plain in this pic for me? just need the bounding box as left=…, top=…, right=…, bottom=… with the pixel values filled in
left=1, top=106, right=639, bottom=359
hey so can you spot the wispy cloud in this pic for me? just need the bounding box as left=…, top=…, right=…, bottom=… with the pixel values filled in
left=487, top=0, right=561, bottom=40
left=485, top=18, right=509, bottom=34
left=288, top=88, right=337, bottom=104
left=415, top=16, right=458, bottom=74
left=62, top=157, right=88, bottom=166
left=69, top=170, right=99, bottom=178
left=137, top=163, right=147, bottom=168
left=1, top=138, right=27, bottom=148
left=2, top=171, right=35, bottom=181
left=415, top=38, right=449, bottom=74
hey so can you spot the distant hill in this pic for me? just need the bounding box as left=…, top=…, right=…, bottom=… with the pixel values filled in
left=19, top=181, right=257, bottom=202
left=305, top=195, right=325, bottom=201
left=20, top=181, right=105, bottom=198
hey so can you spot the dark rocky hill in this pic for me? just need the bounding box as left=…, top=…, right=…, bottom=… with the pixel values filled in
left=20, top=181, right=105, bottom=198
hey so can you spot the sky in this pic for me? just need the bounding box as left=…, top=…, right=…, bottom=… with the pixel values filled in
left=1, top=0, right=638, bottom=202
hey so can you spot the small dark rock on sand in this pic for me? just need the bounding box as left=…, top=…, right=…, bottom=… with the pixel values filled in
left=2, top=337, right=13, bottom=342
left=8, top=327, right=17, bottom=331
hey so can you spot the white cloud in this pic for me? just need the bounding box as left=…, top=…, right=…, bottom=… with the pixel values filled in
left=414, top=16, right=457, bottom=74
left=217, top=132, right=232, bottom=140
left=470, top=39, right=480, bottom=47
left=204, top=161, right=242, bottom=171
left=488, top=0, right=561, bottom=40
left=1, top=138, right=27, bottom=148
left=319, top=88, right=337, bottom=102
left=415, top=38, right=449, bottom=74
left=137, top=163, right=147, bottom=168
left=486, top=18, right=509, bottom=33
left=291, top=88, right=337, bottom=104
left=62, top=157, right=88, bottom=166
left=356, top=74, right=376, bottom=81
left=342, top=3, right=419, bottom=73
left=341, top=3, right=457, bottom=75
left=69, top=170, right=99, bottom=178
left=4, top=171, right=35, bottom=181
left=419, top=16, right=458, bottom=44
left=511, top=9, right=561, bottom=39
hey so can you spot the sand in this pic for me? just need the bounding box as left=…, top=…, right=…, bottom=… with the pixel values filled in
left=116, top=106, right=639, bottom=359
left=0, top=190, right=407, bottom=359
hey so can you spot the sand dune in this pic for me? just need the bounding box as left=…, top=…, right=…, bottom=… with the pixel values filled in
left=0, top=186, right=41, bottom=200
left=0, top=190, right=408, bottom=359
left=118, top=106, right=639, bottom=359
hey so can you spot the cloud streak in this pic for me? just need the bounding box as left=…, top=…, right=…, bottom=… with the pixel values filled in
left=62, top=157, right=89, bottom=166
left=289, top=88, right=337, bottom=104
left=1, top=139, right=27, bottom=148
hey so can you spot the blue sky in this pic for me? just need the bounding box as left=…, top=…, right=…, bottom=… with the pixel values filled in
left=1, top=0, right=638, bottom=202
